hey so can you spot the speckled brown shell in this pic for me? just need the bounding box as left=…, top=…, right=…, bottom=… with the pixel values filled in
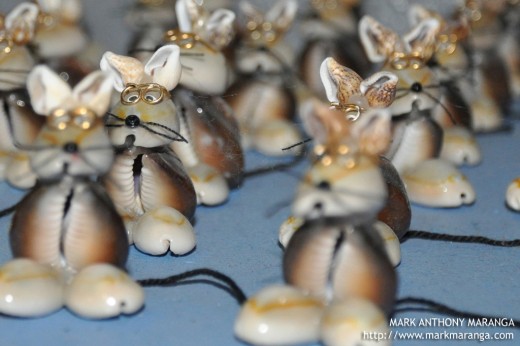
left=433, top=82, right=472, bottom=129
left=325, top=58, right=363, bottom=105
left=283, top=217, right=397, bottom=315
left=172, top=89, right=244, bottom=188
left=10, top=181, right=128, bottom=270
left=377, top=156, right=411, bottom=239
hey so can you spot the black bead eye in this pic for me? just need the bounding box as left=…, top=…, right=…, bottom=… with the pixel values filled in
left=317, top=181, right=331, bottom=190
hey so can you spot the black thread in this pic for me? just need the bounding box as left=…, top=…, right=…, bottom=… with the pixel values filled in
left=243, top=151, right=306, bottom=179
left=394, top=297, right=520, bottom=328
left=137, top=268, right=247, bottom=305
left=402, top=230, right=520, bottom=247
left=0, top=201, right=21, bottom=219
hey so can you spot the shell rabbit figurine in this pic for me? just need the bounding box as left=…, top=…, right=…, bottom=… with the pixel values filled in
left=235, top=59, right=399, bottom=346
left=101, top=45, right=197, bottom=256
left=130, top=0, right=244, bottom=205
left=0, top=66, right=144, bottom=319
left=0, top=2, right=45, bottom=188
left=359, top=15, right=476, bottom=208
left=408, top=5, right=481, bottom=167
left=226, top=0, right=303, bottom=157
left=280, top=57, right=409, bottom=265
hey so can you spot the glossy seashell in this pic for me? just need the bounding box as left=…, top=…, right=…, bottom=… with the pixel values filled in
left=0, top=259, right=63, bottom=317
left=385, top=109, right=443, bottom=174
left=133, top=206, right=196, bottom=256
left=65, top=264, right=144, bottom=319
left=283, top=219, right=397, bottom=315
left=278, top=216, right=305, bottom=248
left=440, top=126, right=481, bottom=166
left=470, top=97, right=502, bottom=133
left=321, top=298, right=390, bottom=346
left=403, top=158, right=476, bottom=207
left=506, top=178, right=520, bottom=211
left=187, top=163, right=229, bottom=205
left=377, top=156, right=411, bottom=239
left=373, top=221, right=401, bottom=267
left=234, top=284, right=325, bottom=346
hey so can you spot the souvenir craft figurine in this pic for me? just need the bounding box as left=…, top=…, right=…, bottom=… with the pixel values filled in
left=101, top=45, right=197, bottom=255
left=235, top=58, right=399, bottom=346
left=408, top=4, right=481, bottom=167
left=130, top=0, right=244, bottom=204
left=226, top=0, right=302, bottom=157
left=299, top=0, right=372, bottom=99
left=359, top=15, right=476, bottom=208
left=0, top=66, right=144, bottom=319
left=32, top=0, right=100, bottom=86
left=0, top=2, right=44, bottom=189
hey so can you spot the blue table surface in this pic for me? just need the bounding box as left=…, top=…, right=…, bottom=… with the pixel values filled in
left=1, top=1, right=519, bottom=345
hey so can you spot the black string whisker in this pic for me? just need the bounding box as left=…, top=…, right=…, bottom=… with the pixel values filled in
left=106, top=112, right=126, bottom=121
left=137, top=268, right=247, bottom=305
left=243, top=152, right=306, bottom=179
left=140, top=123, right=188, bottom=143
left=281, top=138, right=312, bottom=151
left=402, top=230, right=520, bottom=247
left=422, top=89, right=457, bottom=125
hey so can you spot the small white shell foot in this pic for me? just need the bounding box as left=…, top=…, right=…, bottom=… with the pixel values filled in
left=373, top=221, right=401, bottom=267
left=320, top=298, right=390, bottom=346
left=235, top=284, right=325, bottom=346
left=506, top=178, right=520, bottom=211
left=0, top=259, right=64, bottom=317
left=5, top=153, right=37, bottom=189
left=440, top=126, right=481, bottom=166
left=133, top=206, right=196, bottom=256
left=278, top=216, right=305, bottom=248
left=403, top=159, right=476, bottom=207
left=253, top=120, right=302, bottom=157
left=65, top=264, right=144, bottom=319
left=187, top=163, right=229, bottom=206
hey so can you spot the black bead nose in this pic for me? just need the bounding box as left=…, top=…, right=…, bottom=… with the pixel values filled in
left=317, top=181, right=331, bottom=190
left=63, top=142, right=78, bottom=153
left=314, top=202, right=323, bottom=210
left=125, top=115, right=140, bottom=128
left=411, top=82, right=423, bottom=93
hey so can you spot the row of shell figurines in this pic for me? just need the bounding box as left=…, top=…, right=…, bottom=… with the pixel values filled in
left=0, top=0, right=519, bottom=336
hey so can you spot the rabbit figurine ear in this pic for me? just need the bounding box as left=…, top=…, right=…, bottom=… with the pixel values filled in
left=72, top=71, right=114, bottom=116
left=205, top=9, right=236, bottom=50
left=35, top=0, right=82, bottom=23
left=100, top=52, right=145, bottom=92
left=403, top=18, right=440, bottom=58
left=300, top=99, right=331, bottom=145
left=175, top=0, right=199, bottom=32
left=352, top=110, right=392, bottom=157
left=320, top=57, right=363, bottom=105
left=27, top=65, right=72, bottom=115
left=408, top=4, right=434, bottom=27
left=5, top=2, right=39, bottom=43
left=360, top=72, right=398, bottom=108
left=266, top=0, right=297, bottom=31
left=359, top=16, right=401, bottom=63
left=240, top=1, right=263, bottom=22
left=144, top=45, right=182, bottom=91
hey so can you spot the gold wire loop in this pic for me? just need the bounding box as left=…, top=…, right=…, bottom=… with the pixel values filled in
left=245, top=20, right=282, bottom=47
left=164, top=29, right=216, bottom=53
left=437, top=33, right=458, bottom=55
left=330, top=102, right=364, bottom=121
left=121, top=83, right=170, bottom=105
left=48, top=107, right=97, bottom=130
left=0, top=34, right=14, bottom=54
left=388, top=51, right=425, bottom=70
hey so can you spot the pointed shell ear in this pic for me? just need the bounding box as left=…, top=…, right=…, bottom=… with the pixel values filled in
left=144, top=45, right=182, bottom=91
left=300, top=99, right=329, bottom=144
left=240, top=1, right=263, bottom=22
left=403, top=18, right=440, bottom=57
left=72, top=71, right=113, bottom=117
left=353, top=110, right=392, bottom=156
left=36, top=0, right=82, bottom=22
left=27, top=65, right=72, bottom=115
left=175, top=0, right=197, bottom=32
left=359, top=16, right=400, bottom=63
left=100, top=51, right=145, bottom=92
left=320, top=57, right=363, bottom=105
left=408, top=4, right=433, bottom=27
left=266, top=0, right=297, bottom=30
left=360, top=72, right=398, bottom=108
left=5, top=3, right=39, bottom=42
left=205, top=9, right=236, bottom=50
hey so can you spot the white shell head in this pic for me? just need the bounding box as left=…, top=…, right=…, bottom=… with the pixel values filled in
left=26, top=65, right=115, bottom=180
left=101, top=46, right=185, bottom=148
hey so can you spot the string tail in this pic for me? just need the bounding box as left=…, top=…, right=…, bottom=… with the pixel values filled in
left=394, top=297, right=520, bottom=329
left=0, top=201, right=21, bottom=219
left=243, top=151, right=305, bottom=179
left=402, top=230, right=520, bottom=247
left=137, top=268, right=247, bottom=305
